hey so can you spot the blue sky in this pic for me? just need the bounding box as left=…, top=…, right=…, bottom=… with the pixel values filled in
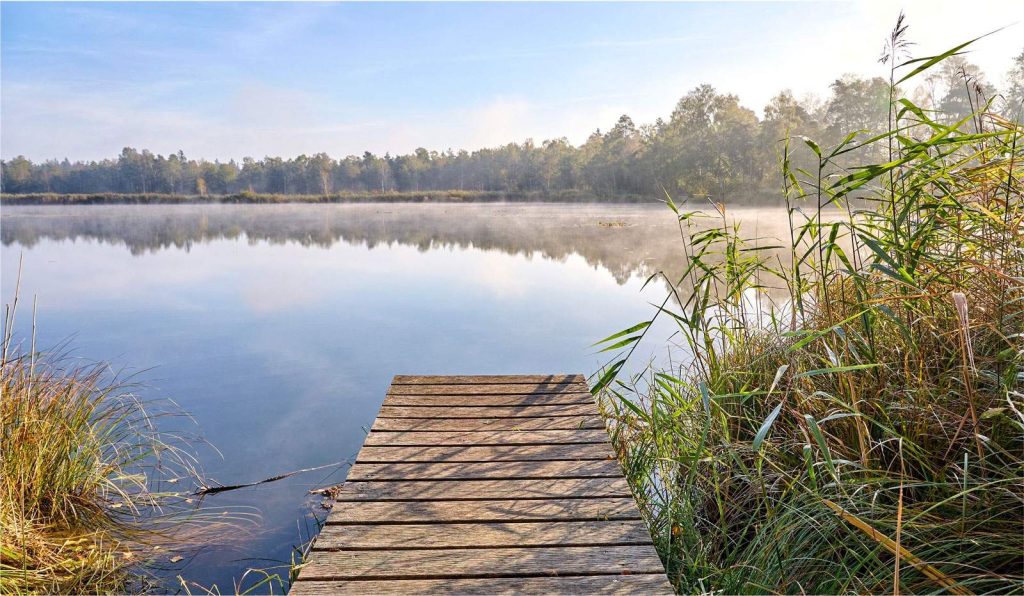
left=2, top=1, right=1021, bottom=161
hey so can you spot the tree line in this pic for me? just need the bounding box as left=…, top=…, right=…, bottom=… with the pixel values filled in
left=3, top=52, right=1021, bottom=202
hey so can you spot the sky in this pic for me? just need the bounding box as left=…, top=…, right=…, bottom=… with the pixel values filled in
left=2, top=1, right=1022, bottom=162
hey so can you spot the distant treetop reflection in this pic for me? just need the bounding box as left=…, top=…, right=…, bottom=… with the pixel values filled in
left=1, top=203, right=792, bottom=287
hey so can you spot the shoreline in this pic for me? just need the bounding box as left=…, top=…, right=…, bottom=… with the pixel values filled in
left=1, top=190, right=650, bottom=205
left=0, top=189, right=782, bottom=206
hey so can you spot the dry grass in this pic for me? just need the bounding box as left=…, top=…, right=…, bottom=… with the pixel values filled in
left=0, top=286, right=206, bottom=594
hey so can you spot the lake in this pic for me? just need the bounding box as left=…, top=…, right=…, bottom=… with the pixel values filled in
left=0, top=202, right=789, bottom=591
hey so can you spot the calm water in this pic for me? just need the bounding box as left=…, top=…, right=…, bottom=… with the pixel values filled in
left=0, top=203, right=787, bottom=591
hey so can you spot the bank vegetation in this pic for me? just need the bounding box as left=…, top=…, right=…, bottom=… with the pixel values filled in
left=597, top=26, right=1024, bottom=594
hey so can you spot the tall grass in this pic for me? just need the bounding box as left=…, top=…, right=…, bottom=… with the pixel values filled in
left=595, top=30, right=1023, bottom=594
left=0, top=285, right=207, bottom=593
left=1, top=282, right=321, bottom=594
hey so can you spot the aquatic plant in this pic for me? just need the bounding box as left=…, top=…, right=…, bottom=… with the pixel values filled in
left=595, top=27, right=1024, bottom=594
left=0, top=281, right=214, bottom=594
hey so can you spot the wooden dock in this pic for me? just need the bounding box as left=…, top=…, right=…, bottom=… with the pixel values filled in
left=291, top=374, right=673, bottom=595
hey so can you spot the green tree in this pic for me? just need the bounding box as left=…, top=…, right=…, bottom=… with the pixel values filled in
left=823, top=75, right=890, bottom=138
left=930, top=55, right=995, bottom=124
left=759, top=90, right=822, bottom=184
left=1, top=156, right=33, bottom=192
left=1003, top=48, right=1024, bottom=120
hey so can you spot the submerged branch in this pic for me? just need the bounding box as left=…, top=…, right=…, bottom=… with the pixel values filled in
left=193, top=460, right=351, bottom=496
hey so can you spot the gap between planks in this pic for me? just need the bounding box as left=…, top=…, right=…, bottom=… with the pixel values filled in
left=371, top=417, right=605, bottom=432
left=325, top=498, right=645, bottom=524
left=333, top=477, right=634, bottom=501
left=387, top=383, right=591, bottom=395
left=382, top=395, right=595, bottom=407
left=312, top=520, right=652, bottom=550
left=295, top=374, right=671, bottom=594
left=363, top=429, right=610, bottom=446
left=391, top=374, right=585, bottom=385
left=377, top=404, right=600, bottom=417
left=298, top=545, right=667, bottom=580
left=347, top=460, right=621, bottom=481
left=290, top=575, right=672, bottom=595
left=354, top=443, right=616, bottom=463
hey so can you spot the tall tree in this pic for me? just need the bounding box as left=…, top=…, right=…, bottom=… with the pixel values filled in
left=823, top=75, right=890, bottom=138
left=1003, top=48, right=1024, bottom=120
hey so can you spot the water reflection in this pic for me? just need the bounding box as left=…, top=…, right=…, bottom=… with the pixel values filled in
left=2, top=203, right=710, bottom=284
left=0, top=203, right=791, bottom=591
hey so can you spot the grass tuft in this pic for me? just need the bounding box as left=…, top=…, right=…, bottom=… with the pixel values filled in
left=0, top=289, right=205, bottom=594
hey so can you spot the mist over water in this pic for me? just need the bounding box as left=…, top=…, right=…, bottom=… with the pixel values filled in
left=0, top=203, right=793, bottom=590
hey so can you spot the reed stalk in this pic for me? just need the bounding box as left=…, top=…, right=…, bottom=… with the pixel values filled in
left=595, top=28, right=1023, bottom=594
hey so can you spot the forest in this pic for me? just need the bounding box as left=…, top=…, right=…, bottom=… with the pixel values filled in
left=3, top=52, right=1022, bottom=202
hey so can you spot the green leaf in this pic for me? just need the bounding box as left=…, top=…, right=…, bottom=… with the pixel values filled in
left=788, top=309, right=872, bottom=352
left=803, top=444, right=817, bottom=490
left=661, top=186, right=678, bottom=214
left=591, top=321, right=650, bottom=347
left=794, top=364, right=879, bottom=379
left=805, top=414, right=837, bottom=482
left=896, top=33, right=992, bottom=84
left=753, top=402, right=784, bottom=452
left=858, top=234, right=903, bottom=273
left=752, top=364, right=789, bottom=452
left=597, top=334, right=644, bottom=353
left=800, top=136, right=822, bottom=158
left=591, top=360, right=624, bottom=394
left=822, top=222, right=840, bottom=265
left=819, top=412, right=861, bottom=424
left=616, top=392, right=649, bottom=418
left=769, top=364, right=789, bottom=396
left=870, top=263, right=911, bottom=285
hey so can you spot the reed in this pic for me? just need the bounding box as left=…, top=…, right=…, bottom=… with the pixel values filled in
left=595, top=29, right=1023, bottom=594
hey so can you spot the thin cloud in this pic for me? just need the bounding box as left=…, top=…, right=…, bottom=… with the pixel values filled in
left=2, top=1, right=1021, bottom=161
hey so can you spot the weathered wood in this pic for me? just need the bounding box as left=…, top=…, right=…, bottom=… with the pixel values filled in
left=298, top=545, right=667, bottom=580
left=388, top=383, right=591, bottom=395
left=355, top=443, right=615, bottom=462
left=295, top=374, right=671, bottom=593
left=313, top=520, right=652, bottom=550
left=336, top=478, right=633, bottom=501
left=363, top=429, right=608, bottom=446
left=347, top=460, right=621, bottom=481
left=377, top=404, right=599, bottom=418
left=392, top=374, right=585, bottom=385
left=372, top=416, right=604, bottom=432
left=292, top=575, right=674, bottom=595
left=326, top=498, right=643, bottom=524
left=382, top=393, right=595, bottom=407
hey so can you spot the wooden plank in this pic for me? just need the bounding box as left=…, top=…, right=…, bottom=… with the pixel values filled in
left=292, top=575, right=674, bottom=595
left=347, top=460, right=621, bottom=481
left=388, top=383, right=591, bottom=395
left=355, top=443, right=615, bottom=462
left=372, top=416, right=604, bottom=432
left=296, top=374, right=672, bottom=593
left=335, top=478, right=633, bottom=501
left=377, top=404, right=599, bottom=418
left=312, top=520, right=652, bottom=550
left=392, top=374, right=585, bottom=385
left=326, top=498, right=643, bottom=524
left=382, top=393, right=595, bottom=407
left=297, top=545, right=666, bottom=580
left=363, top=429, right=608, bottom=446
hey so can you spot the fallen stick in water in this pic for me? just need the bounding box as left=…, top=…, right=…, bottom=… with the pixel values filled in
left=194, top=460, right=351, bottom=495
